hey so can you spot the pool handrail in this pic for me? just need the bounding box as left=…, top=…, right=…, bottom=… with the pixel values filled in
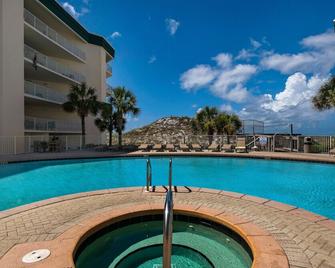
left=146, top=158, right=152, bottom=192
left=163, top=158, right=173, bottom=268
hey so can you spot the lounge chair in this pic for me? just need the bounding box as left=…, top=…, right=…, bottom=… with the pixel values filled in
left=235, top=137, right=247, bottom=153
left=179, top=143, right=189, bottom=152
left=329, top=148, right=335, bottom=156
left=152, top=144, right=162, bottom=152
left=191, top=143, right=202, bottom=151
left=138, top=144, right=149, bottom=151
left=208, top=143, right=219, bottom=152
left=222, top=144, right=233, bottom=152
left=165, top=144, right=175, bottom=152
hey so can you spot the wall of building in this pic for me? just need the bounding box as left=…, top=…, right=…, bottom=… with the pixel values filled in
left=0, top=0, right=25, bottom=152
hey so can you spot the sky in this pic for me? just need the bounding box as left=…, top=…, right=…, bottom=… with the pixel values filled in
left=59, top=0, right=335, bottom=134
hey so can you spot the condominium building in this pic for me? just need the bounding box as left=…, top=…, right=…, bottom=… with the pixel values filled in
left=0, top=0, right=114, bottom=153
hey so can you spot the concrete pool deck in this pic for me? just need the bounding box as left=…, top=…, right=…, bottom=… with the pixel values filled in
left=0, top=187, right=334, bottom=267
left=1, top=150, right=335, bottom=164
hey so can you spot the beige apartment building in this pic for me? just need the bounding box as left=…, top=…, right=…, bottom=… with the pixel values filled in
left=0, top=0, right=114, bottom=153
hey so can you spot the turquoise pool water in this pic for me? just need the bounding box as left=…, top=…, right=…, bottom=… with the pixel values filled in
left=0, top=157, right=334, bottom=218
left=75, top=215, right=252, bottom=268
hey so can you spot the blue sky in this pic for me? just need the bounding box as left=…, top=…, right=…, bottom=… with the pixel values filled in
left=60, top=0, right=335, bottom=134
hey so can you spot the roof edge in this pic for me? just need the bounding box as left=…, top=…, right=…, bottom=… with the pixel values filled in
left=38, top=0, right=115, bottom=58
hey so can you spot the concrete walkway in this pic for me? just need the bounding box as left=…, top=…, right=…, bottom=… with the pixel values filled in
left=0, top=187, right=334, bottom=267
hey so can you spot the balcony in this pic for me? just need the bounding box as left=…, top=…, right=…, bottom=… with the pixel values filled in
left=25, top=116, right=81, bottom=133
left=24, top=9, right=86, bottom=61
left=106, top=64, right=112, bottom=77
left=24, top=44, right=85, bottom=84
left=24, top=81, right=67, bottom=104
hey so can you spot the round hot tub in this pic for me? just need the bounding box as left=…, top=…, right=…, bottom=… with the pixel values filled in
left=75, top=214, right=253, bottom=268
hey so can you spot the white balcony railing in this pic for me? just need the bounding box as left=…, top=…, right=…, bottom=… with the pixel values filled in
left=24, top=44, right=86, bottom=83
left=25, top=116, right=81, bottom=132
left=24, top=9, right=86, bottom=61
left=106, top=64, right=112, bottom=74
left=24, top=81, right=67, bottom=104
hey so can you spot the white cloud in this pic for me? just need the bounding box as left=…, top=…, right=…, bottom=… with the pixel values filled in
left=165, top=18, right=180, bottom=35
left=111, top=31, right=121, bottom=39
left=250, top=38, right=262, bottom=49
left=238, top=72, right=329, bottom=125
left=261, top=31, right=335, bottom=75
left=235, top=37, right=268, bottom=61
left=180, top=65, right=217, bottom=90
left=212, top=53, right=232, bottom=69
left=62, top=2, right=89, bottom=19
left=180, top=53, right=257, bottom=103
left=236, top=49, right=257, bottom=61
left=211, top=64, right=257, bottom=102
left=196, top=108, right=203, bottom=114
left=148, top=55, right=157, bottom=64
left=220, top=104, right=233, bottom=112
left=192, top=104, right=198, bottom=108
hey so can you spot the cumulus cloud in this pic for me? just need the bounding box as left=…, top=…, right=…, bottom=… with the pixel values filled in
left=238, top=72, right=328, bottom=125
left=62, top=2, right=89, bottom=19
left=165, top=18, right=180, bottom=35
left=261, top=31, right=335, bottom=75
left=180, top=53, right=257, bottom=103
left=180, top=65, right=217, bottom=90
left=211, top=64, right=257, bottom=102
left=110, top=31, right=122, bottom=39
left=212, top=53, right=232, bottom=69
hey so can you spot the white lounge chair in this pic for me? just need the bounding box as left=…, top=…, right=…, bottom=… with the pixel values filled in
left=235, top=138, right=247, bottom=153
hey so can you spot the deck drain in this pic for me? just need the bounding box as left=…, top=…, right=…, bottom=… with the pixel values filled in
left=22, top=249, right=50, bottom=263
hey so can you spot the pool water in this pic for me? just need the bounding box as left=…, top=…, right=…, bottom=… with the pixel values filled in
left=0, top=157, right=334, bottom=218
left=75, top=215, right=252, bottom=268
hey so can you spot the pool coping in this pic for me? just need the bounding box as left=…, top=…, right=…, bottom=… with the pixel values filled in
left=2, top=151, right=335, bottom=165
left=0, top=195, right=289, bottom=268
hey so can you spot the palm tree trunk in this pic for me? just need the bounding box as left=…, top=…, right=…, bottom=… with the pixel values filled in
left=118, top=130, right=122, bottom=149
left=109, top=130, right=112, bottom=147
left=81, top=116, right=86, bottom=147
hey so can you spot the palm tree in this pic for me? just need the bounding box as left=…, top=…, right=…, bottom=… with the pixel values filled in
left=215, top=113, right=242, bottom=143
left=95, top=102, right=115, bottom=146
left=312, top=76, right=335, bottom=111
left=63, top=83, right=99, bottom=146
left=110, top=87, right=140, bottom=148
left=192, top=106, right=218, bottom=144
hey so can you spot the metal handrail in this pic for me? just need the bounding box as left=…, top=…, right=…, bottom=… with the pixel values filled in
left=163, top=158, right=173, bottom=268
left=146, top=158, right=152, bottom=192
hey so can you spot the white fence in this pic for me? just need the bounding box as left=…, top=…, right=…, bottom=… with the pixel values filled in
left=0, top=135, right=104, bottom=155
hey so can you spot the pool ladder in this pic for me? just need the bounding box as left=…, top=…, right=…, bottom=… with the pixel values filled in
left=145, top=157, right=173, bottom=267
left=146, top=158, right=152, bottom=192
left=163, top=159, right=173, bottom=268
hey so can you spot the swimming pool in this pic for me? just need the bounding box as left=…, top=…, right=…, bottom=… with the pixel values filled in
left=0, top=157, right=334, bottom=219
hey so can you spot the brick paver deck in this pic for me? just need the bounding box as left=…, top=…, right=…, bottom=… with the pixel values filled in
left=0, top=187, right=334, bottom=267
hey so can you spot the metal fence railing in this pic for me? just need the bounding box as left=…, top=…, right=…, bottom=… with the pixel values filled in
left=24, top=44, right=86, bottom=83
left=24, top=9, right=86, bottom=61
left=1, top=133, right=334, bottom=155
left=0, top=135, right=104, bottom=155
left=24, top=80, right=67, bottom=104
